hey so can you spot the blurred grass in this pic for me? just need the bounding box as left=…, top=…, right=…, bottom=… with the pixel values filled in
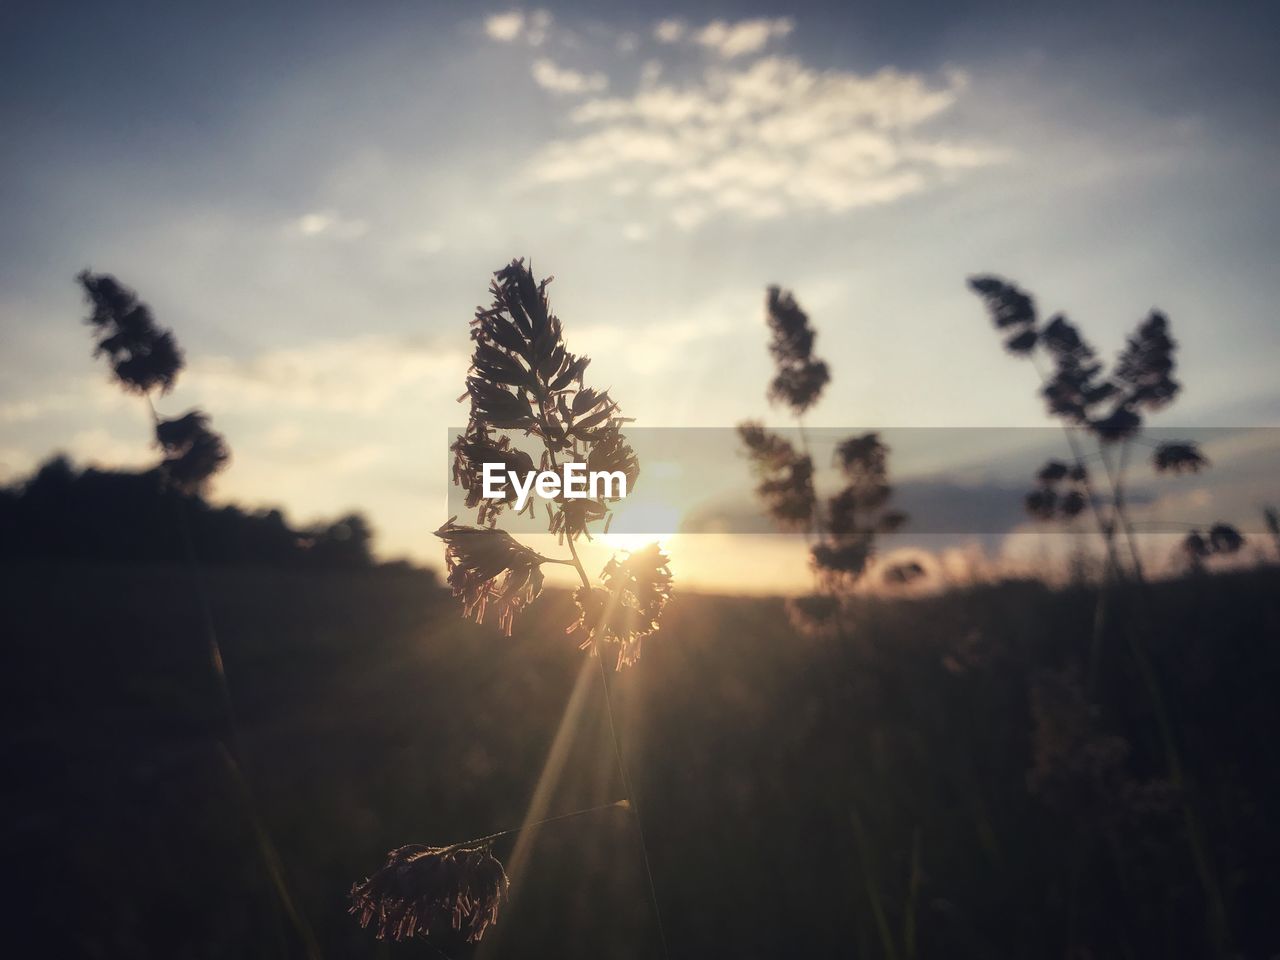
left=3, top=560, right=1279, bottom=958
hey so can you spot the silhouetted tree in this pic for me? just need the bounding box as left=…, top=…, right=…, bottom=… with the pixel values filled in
left=0, top=457, right=382, bottom=571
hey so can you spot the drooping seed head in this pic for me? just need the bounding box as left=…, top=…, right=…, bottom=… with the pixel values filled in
left=349, top=841, right=508, bottom=944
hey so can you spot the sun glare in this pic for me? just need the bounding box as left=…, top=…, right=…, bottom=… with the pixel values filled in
left=600, top=500, right=681, bottom=552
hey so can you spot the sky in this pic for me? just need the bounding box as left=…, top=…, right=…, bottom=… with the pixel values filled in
left=2, top=1, right=1278, bottom=590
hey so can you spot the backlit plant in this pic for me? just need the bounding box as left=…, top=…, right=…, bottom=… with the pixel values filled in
left=969, top=273, right=1239, bottom=950
left=79, top=271, right=229, bottom=493
left=350, top=259, right=671, bottom=950
left=967, top=275, right=1244, bottom=574
left=738, top=285, right=914, bottom=636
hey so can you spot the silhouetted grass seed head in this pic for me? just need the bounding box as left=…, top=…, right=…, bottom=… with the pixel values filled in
left=78, top=270, right=185, bottom=394
left=349, top=842, right=508, bottom=943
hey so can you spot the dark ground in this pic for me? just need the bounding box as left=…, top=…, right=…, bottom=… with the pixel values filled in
left=3, top=559, right=1279, bottom=959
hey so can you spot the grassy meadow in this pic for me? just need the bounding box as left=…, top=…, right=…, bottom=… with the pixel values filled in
left=5, top=556, right=1279, bottom=958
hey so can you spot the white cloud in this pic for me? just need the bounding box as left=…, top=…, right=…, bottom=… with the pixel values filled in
left=186, top=336, right=466, bottom=414
left=694, top=18, right=793, bottom=59
left=483, top=11, right=525, bottom=42
left=654, top=17, right=792, bottom=57
left=653, top=19, right=686, bottom=44
left=484, top=9, right=552, bottom=45
left=528, top=55, right=1008, bottom=227
left=291, top=210, right=368, bottom=240
left=531, top=58, right=608, bottom=95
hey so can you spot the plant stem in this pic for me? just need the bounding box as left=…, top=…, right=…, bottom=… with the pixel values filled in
left=531, top=383, right=670, bottom=959
left=1098, top=438, right=1147, bottom=584
left=849, top=801, right=899, bottom=960
left=145, top=396, right=321, bottom=960
left=449, top=799, right=631, bottom=849
left=595, top=652, right=671, bottom=960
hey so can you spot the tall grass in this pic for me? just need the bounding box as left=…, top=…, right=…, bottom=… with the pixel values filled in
left=350, top=260, right=672, bottom=954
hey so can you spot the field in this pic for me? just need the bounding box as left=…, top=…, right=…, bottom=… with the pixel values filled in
left=5, top=559, right=1279, bottom=958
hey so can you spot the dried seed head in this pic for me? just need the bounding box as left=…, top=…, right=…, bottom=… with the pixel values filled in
left=1038, top=315, right=1114, bottom=425
left=459, top=259, right=635, bottom=542
left=811, top=531, right=875, bottom=584
left=436, top=520, right=545, bottom=635
left=1025, top=487, right=1057, bottom=521
left=833, top=433, right=890, bottom=506
left=1037, top=460, right=1070, bottom=484
left=1182, top=530, right=1211, bottom=560
left=1115, top=310, right=1179, bottom=411
left=1025, top=459, right=1090, bottom=523
left=451, top=426, right=537, bottom=525
left=469, top=260, right=607, bottom=449
left=154, top=410, right=230, bottom=494
left=882, top=560, right=925, bottom=586
left=569, top=543, right=673, bottom=670
left=737, top=422, right=816, bottom=531
left=1181, top=523, right=1245, bottom=565
left=967, top=275, right=1039, bottom=354
left=78, top=271, right=185, bottom=394
left=1208, top=522, right=1244, bottom=554
left=349, top=842, right=508, bottom=944
left=814, top=433, right=907, bottom=584
left=1059, top=489, right=1087, bottom=519
left=1153, top=441, right=1209, bottom=475
left=1089, top=405, right=1141, bottom=443
left=764, top=286, right=830, bottom=413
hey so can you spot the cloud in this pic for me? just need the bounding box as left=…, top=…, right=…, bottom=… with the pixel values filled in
left=483, top=9, right=552, bottom=46
left=529, top=53, right=1007, bottom=227
left=531, top=58, right=607, bottom=95
left=185, top=336, right=466, bottom=414
left=290, top=209, right=368, bottom=240
left=654, top=17, right=793, bottom=58
left=653, top=19, right=686, bottom=44
left=694, top=18, right=793, bottom=59
left=483, top=11, right=524, bottom=42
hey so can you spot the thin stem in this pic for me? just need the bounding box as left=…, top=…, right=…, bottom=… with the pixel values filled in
left=795, top=415, right=821, bottom=545
left=144, top=394, right=321, bottom=959
left=530, top=380, right=670, bottom=959
left=534, top=553, right=579, bottom=568
left=450, top=799, right=631, bottom=849
left=563, top=531, right=592, bottom=590
left=1019, top=362, right=1227, bottom=952
left=1028, top=358, right=1125, bottom=579
left=1098, top=439, right=1147, bottom=583
left=1026, top=357, right=1123, bottom=693
left=595, top=653, right=671, bottom=960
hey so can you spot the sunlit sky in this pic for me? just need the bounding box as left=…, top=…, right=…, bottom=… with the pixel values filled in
left=2, top=1, right=1278, bottom=590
